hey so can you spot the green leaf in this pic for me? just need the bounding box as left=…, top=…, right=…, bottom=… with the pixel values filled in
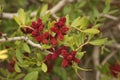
left=71, top=17, right=80, bottom=27
left=41, top=63, right=47, bottom=72
left=83, top=28, right=100, bottom=34
left=18, top=8, right=26, bottom=25
left=79, top=33, right=86, bottom=45
left=89, top=38, right=107, bottom=45
left=15, top=63, right=21, bottom=72
left=14, top=73, right=25, bottom=80
left=76, top=52, right=85, bottom=59
left=40, top=4, right=48, bottom=17
left=54, top=67, right=67, bottom=80
left=23, top=71, right=38, bottom=80
left=103, top=0, right=111, bottom=14
left=79, top=16, right=89, bottom=29
left=14, top=16, right=21, bottom=26
left=23, top=43, right=31, bottom=53
left=0, top=5, right=3, bottom=13
left=103, top=4, right=110, bottom=14
left=41, top=44, right=52, bottom=49
left=71, top=16, right=89, bottom=29
left=65, top=14, right=69, bottom=25
left=93, top=7, right=99, bottom=17
left=108, top=9, right=119, bottom=14
left=92, top=24, right=101, bottom=28
left=16, top=49, right=23, bottom=63
left=42, top=12, right=50, bottom=24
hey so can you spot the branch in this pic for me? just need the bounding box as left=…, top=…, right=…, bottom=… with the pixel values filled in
left=92, top=46, right=100, bottom=80
left=0, top=36, right=41, bottom=49
left=103, top=14, right=118, bottom=21
left=108, top=43, right=120, bottom=49
left=1, top=0, right=75, bottom=19
left=101, top=50, right=117, bottom=65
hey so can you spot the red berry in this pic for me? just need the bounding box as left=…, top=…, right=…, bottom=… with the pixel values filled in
left=31, top=30, right=39, bottom=37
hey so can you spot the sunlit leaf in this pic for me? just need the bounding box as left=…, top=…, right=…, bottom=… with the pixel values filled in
left=0, top=50, right=8, bottom=55
left=83, top=28, right=100, bottom=34
left=41, top=63, right=47, bottom=72
left=76, top=52, right=85, bottom=59
left=89, top=38, right=107, bottom=45
left=18, top=8, right=26, bottom=25
left=65, top=14, right=69, bottom=25
left=71, top=17, right=80, bottom=27
left=23, top=43, right=31, bottom=53
left=41, top=44, right=52, bottom=49
left=40, top=4, right=48, bottom=17
left=14, top=16, right=21, bottom=26
left=0, top=50, right=8, bottom=60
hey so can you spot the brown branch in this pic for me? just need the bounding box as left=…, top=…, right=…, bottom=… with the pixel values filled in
left=101, top=50, right=117, bottom=65
left=0, top=36, right=41, bottom=49
left=1, top=0, right=75, bottom=19
left=92, top=46, right=100, bottom=80
left=108, top=43, right=120, bottom=50
left=103, top=14, right=118, bottom=21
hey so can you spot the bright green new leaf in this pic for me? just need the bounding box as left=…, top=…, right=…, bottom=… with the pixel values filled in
left=40, top=4, right=48, bottom=17
left=41, top=44, right=52, bottom=49
left=41, top=63, right=47, bottom=72
left=23, top=43, right=31, bottom=53
left=79, top=33, right=86, bottom=45
left=76, top=52, right=85, bottom=59
left=92, top=24, right=101, bottom=28
left=16, top=49, right=23, bottom=63
left=23, top=71, right=38, bottom=80
left=71, top=17, right=80, bottom=27
left=18, top=8, right=26, bottom=25
left=15, top=63, right=21, bottom=72
left=65, top=14, right=69, bottom=25
left=42, top=12, right=50, bottom=24
left=14, top=16, right=21, bottom=26
left=83, top=28, right=100, bottom=34
left=79, top=16, right=89, bottom=29
left=89, top=38, right=107, bottom=46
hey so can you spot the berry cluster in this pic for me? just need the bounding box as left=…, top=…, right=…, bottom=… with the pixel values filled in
left=45, top=46, right=80, bottom=68
left=109, top=62, right=120, bottom=78
left=21, top=17, right=80, bottom=72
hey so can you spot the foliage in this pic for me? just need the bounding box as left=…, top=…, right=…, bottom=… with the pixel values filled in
left=0, top=0, right=120, bottom=80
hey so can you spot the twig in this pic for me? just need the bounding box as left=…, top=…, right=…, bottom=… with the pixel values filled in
left=108, top=43, right=120, bottom=50
left=0, top=36, right=41, bottom=49
left=1, top=0, right=75, bottom=19
left=92, top=46, right=100, bottom=80
left=103, top=14, right=118, bottom=21
left=101, top=50, right=117, bottom=65
left=75, top=41, right=89, bottom=51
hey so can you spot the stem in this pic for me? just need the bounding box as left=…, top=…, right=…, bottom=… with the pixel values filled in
left=76, top=72, right=83, bottom=80
left=75, top=41, right=89, bottom=51
left=71, top=26, right=83, bottom=32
